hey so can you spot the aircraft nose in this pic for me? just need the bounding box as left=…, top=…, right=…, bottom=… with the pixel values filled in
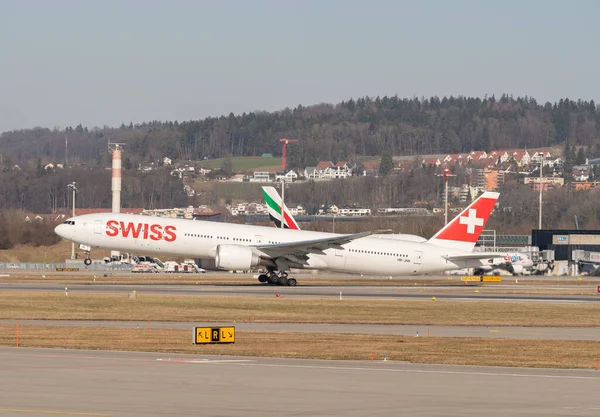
left=54, top=224, right=67, bottom=239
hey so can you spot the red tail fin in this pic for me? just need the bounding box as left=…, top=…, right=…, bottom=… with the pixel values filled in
left=428, top=191, right=499, bottom=252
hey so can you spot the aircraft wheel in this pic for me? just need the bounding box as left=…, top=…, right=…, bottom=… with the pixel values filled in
left=277, top=276, right=288, bottom=286
left=287, top=278, right=297, bottom=286
left=258, top=274, right=268, bottom=283
left=84, top=258, right=92, bottom=266
left=268, top=274, right=279, bottom=285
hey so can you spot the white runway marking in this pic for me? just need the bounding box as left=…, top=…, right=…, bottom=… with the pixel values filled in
left=216, top=362, right=600, bottom=381
left=155, top=358, right=253, bottom=364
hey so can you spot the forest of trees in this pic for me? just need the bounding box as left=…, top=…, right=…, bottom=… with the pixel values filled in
left=0, top=166, right=188, bottom=214
left=1, top=95, right=599, bottom=169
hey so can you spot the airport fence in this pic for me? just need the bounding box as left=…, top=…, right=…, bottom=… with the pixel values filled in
left=0, top=261, right=132, bottom=271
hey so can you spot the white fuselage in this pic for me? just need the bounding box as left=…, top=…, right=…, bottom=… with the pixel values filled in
left=55, top=213, right=489, bottom=276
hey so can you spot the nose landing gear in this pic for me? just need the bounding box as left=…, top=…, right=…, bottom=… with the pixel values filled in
left=80, top=245, right=92, bottom=266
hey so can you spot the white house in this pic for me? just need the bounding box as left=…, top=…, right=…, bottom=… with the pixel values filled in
left=163, top=157, right=172, bottom=165
left=275, top=170, right=298, bottom=183
left=304, top=167, right=319, bottom=179
left=289, top=205, right=306, bottom=216
left=317, top=161, right=335, bottom=179
left=499, top=150, right=531, bottom=166
left=332, top=162, right=354, bottom=178
left=250, top=172, right=271, bottom=182
left=338, top=207, right=371, bottom=216
left=304, top=163, right=333, bottom=180
left=530, top=151, right=553, bottom=164
left=304, top=161, right=354, bottom=180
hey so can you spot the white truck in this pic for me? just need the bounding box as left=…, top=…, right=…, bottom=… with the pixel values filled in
left=163, top=260, right=205, bottom=273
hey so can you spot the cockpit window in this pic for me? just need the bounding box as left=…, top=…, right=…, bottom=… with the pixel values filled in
left=63, top=221, right=75, bottom=225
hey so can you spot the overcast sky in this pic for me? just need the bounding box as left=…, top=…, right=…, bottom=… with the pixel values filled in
left=1, top=0, right=599, bottom=133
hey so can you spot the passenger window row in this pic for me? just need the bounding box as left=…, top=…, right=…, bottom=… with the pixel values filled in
left=348, top=249, right=408, bottom=258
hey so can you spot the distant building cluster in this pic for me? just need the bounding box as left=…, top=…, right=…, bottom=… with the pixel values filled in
left=226, top=202, right=306, bottom=217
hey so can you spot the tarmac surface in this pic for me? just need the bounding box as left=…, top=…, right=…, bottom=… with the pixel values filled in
left=3, top=320, right=600, bottom=341
left=2, top=282, right=600, bottom=303
left=1, top=347, right=600, bottom=416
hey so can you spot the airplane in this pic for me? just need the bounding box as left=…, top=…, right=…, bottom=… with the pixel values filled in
left=263, top=186, right=533, bottom=275
left=54, top=191, right=500, bottom=286
left=473, top=252, right=535, bottom=275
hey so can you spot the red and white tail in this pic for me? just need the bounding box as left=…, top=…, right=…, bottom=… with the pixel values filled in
left=428, top=191, right=499, bottom=252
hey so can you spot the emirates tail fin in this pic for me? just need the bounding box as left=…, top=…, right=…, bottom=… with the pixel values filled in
left=261, top=186, right=300, bottom=230
left=428, top=191, right=499, bottom=252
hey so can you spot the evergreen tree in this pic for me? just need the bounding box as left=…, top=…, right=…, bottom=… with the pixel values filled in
left=36, top=158, right=44, bottom=177
left=575, top=147, right=586, bottom=165
left=379, top=150, right=394, bottom=177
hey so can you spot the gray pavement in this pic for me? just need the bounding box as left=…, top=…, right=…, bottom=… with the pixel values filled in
left=1, top=347, right=600, bottom=416
left=2, top=282, right=600, bottom=303
left=3, top=319, right=600, bottom=341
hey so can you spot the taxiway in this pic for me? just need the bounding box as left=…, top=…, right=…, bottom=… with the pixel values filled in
left=1, top=347, right=599, bottom=416
left=1, top=282, right=600, bottom=303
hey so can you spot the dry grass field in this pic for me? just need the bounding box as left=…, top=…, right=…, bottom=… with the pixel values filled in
left=2, top=292, right=600, bottom=327
left=1, top=325, right=599, bottom=369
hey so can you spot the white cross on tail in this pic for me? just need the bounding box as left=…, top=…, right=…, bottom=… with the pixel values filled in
left=459, top=208, right=484, bottom=234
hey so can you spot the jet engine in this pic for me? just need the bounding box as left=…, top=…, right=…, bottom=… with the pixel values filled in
left=215, top=245, right=261, bottom=270
left=509, top=264, right=524, bottom=275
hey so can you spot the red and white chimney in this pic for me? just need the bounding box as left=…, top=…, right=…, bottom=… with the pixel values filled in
left=111, top=146, right=122, bottom=213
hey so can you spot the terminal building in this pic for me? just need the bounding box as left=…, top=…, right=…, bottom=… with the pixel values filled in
left=532, top=229, right=600, bottom=261
left=532, top=229, right=600, bottom=274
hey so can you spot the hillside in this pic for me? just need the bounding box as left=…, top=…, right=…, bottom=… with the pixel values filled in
left=1, top=95, right=599, bottom=171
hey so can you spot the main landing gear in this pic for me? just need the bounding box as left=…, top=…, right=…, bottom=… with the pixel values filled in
left=257, top=269, right=297, bottom=286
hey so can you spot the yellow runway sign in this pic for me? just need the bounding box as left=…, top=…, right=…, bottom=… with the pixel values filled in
left=482, top=276, right=502, bottom=282
left=461, top=275, right=502, bottom=283
left=194, top=326, right=235, bottom=344
left=461, top=276, right=482, bottom=282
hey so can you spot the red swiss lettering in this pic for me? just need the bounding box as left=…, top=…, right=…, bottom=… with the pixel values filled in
left=119, top=221, right=144, bottom=238
left=104, top=220, right=175, bottom=242
left=106, top=220, right=119, bottom=237
left=164, top=225, right=177, bottom=242
left=149, top=224, right=163, bottom=241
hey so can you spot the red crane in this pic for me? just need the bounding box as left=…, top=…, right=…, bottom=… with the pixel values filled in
left=279, top=138, right=298, bottom=171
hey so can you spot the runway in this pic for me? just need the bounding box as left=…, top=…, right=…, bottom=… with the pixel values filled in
left=3, top=319, right=600, bottom=340
left=1, top=347, right=599, bottom=416
left=2, top=282, right=600, bottom=303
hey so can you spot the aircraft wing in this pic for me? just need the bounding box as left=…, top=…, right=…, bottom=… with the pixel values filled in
left=254, top=230, right=392, bottom=258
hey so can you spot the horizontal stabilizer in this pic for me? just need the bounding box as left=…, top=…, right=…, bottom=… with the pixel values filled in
left=443, top=253, right=510, bottom=262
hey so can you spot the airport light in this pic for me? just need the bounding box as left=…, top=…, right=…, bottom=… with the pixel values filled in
left=436, top=168, right=456, bottom=225
left=280, top=178, right=285, bottom=229
left=67, top=182, right=77, bottom=260
left=279, top=138, right=298, bottom=171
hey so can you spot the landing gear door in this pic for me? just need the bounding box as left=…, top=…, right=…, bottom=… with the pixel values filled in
left=94, top=220, right=104, bottom=234
left=414, top=251, right=423, bottom=265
